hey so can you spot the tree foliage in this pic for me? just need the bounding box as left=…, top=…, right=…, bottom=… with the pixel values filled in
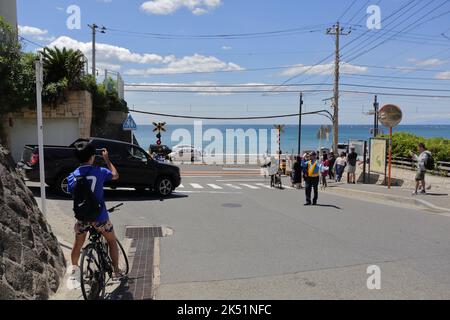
left=385, top=132, right=450, bottom=162
left=0, top=17, right=36, bottom=116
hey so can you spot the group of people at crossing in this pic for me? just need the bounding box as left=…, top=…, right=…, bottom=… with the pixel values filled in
left=290, top=148, right=359, bottom=206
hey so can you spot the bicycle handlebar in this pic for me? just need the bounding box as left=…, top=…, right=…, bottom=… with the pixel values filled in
left=107, top=203, right=124, bottom=213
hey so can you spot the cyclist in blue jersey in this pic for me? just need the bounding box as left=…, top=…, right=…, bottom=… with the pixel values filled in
left=67, top=141, right=121, bottom=283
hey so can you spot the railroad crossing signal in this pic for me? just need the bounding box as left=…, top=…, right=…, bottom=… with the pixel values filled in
left=153, top=122, right=166, bottom=145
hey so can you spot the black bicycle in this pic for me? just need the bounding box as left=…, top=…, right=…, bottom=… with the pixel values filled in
left=80, top=203, right=129, bottom=300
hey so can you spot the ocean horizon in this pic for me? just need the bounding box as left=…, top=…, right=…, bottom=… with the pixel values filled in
left=134, top=124, right=450, bottom=154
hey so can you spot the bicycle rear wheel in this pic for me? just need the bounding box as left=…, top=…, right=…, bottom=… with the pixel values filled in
left=80, top=244, right=106, bottom=300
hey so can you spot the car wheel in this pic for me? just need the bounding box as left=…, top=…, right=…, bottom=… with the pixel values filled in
left=54, top=172, right=72, bottom=197
left=155, top=177, right=173, bottom=197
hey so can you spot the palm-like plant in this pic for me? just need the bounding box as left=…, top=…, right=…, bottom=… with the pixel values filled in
left=42, top=47, right=86, bottom=89
left=317, top=125, right=332, bottom=152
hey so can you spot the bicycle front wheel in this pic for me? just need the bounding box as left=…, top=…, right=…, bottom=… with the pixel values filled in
left=80, top=244, right=106, bottom=300
left=116, top=239, right=130, bottom=275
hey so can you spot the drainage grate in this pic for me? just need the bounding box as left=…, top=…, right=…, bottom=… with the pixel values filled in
left=119, top=227, right=163, bottom=300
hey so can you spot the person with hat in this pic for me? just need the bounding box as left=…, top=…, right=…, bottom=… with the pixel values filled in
left=301, top=151, right=321, bottom=206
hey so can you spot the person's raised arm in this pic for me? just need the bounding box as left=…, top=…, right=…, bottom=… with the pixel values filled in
left=409, top=151, right=418, bottom=161
left=102, top=149, right=119, bottom=181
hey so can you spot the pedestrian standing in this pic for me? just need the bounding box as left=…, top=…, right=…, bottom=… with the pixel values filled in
left=291, top=156, right=303, bottom=189
left=334, top=152, right=347, bottom=182
left=328, top=151, right=336, bottom=180
left=410, top=143, right=432, bottom=195
left=320, top=153, right=330, bottom=190
left=347, top=147, right=358, bottom=184
left=302, top=151, right=320, bottom=206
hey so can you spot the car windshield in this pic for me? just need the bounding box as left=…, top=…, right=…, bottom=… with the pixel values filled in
left=128, top=146, right=148, bottom=162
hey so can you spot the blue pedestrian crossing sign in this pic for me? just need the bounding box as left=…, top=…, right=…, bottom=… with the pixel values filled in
left=123, top=114, right=137, bottom=131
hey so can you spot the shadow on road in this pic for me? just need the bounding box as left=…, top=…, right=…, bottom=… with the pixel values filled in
left=105, top=277, right=136, bottom=301
left=28, top=186, right=189, bottom=202
left=315, top=204, right=342, bottom=210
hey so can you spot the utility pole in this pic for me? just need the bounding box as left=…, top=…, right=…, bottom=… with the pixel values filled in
left=35, top=52, right=46, bottom=216
left=326, top=22, right=351, bottom=154
left=88, top=24, right=106, bottom=80
left=373, top=95, right=379, bottom=137
left=297, top=92, right=303, bottom=156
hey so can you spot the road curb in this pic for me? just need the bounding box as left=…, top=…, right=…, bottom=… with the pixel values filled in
left=323, top=187, right=450, bottom=216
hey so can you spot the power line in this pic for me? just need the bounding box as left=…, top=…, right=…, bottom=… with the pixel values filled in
left=19, top=36, right=44, bottom=48
left=338, top=0, right=359, bottom=22
left=105, top=24, right=328, bottom=40
left=345, top=0, right=450, bottom=63
left=124, top=88, right=450, bottom=98
left=341, top=73, right=450, bottom=81
left=342, top=0, right=428, bottom=61
left=272, top=0, right=419, bottom=90
left=125, top=82, right=450, bottom=92
left=129, top=109, right=333, bottom=120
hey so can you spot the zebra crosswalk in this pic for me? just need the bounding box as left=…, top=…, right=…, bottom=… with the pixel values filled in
left=177, top=182, right=295, bottom=192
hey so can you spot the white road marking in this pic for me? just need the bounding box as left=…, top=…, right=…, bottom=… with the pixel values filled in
left=255, top=183, right=272, bottom=189
left=190, top=183, right=204, bottom=189
left=222, top=168, right=261, bottom=171
left=224, top=184, right=242, bottom=190
left=182, top=176, right=223, bottom=178
left=240, top=184, right=260, bottom=190
left=216, top=179, right=266, bottom=182
left=207, top=184, right=223, bottom=190
left=174, top=191, right=241, bottom=195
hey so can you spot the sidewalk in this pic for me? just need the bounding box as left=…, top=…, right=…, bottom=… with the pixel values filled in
left=323, top=182, right=450, bottom=215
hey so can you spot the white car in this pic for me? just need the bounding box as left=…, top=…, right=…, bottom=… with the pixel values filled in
left=169, top=146, right=203, bottom=162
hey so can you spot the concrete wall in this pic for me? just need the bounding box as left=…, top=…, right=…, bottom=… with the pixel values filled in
left=0, top=0, right=18, bottom=31
left=5, top=91, right=92, bottom=161
left=92, top=111, right=135, bottom=145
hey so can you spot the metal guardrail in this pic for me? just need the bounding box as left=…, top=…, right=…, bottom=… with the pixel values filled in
left=392, top=156, right=450, bottom=177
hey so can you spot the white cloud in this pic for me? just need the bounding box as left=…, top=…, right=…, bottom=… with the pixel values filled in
left=18, top=25, right=48, bottom=36
left=46, top=36, right=241, bottom=75
left=408, top=58, right=447, bottom=67
left=47, top=36, right=168, bottom=72
left=140, top=0, right=221, bottom=15
left=221, top=46, right=232, bottom=50
left=435, top=71, right=450, bottom=80
left=124, top=54, right=243, bottom=75
left=280, top=62, right=368, bottom=77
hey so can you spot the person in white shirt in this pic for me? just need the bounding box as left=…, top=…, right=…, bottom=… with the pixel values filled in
left=410, top=143, right=432, bottom=195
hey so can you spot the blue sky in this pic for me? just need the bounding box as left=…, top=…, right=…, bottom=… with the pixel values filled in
left=16, top=0, right=450, bottom=125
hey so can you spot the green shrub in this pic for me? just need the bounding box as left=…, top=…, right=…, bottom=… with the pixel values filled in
left=383, top=132, right=450, bottom=162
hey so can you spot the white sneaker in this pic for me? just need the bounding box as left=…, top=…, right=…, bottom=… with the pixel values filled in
left=412, top=191, right=418, bottom=196
left=66, top=265, right=81, bottom=290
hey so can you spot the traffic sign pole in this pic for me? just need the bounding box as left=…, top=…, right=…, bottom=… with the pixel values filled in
left=378, top=104, right=403, bottom=190
left=388, top=127, right=393, bottom=189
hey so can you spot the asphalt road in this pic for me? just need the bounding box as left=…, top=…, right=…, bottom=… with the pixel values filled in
left=42, top=166, right=450, bottom=299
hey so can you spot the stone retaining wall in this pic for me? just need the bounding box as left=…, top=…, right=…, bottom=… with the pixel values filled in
left=0, top=146, right=65, bottom=300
